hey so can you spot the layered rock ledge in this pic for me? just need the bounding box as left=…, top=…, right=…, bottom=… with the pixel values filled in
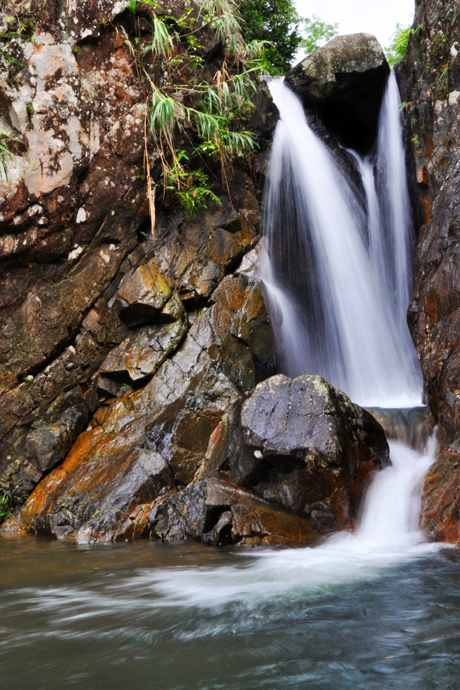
left=4, top=374, right=388, bottom=545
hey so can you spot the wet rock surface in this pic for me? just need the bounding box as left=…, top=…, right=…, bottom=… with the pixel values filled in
left=115, top=261, right=173, bottom=329
left=402, top=0, right=460, bottom=542
left=3, top=0, right=444, bottom=549
left=0, top=2, right=389, bottom=548
left=4, top=269, right=276, bottom=542
left=0, top=0, right=271, bottom=501
left=99, top=293, right=189, bottom=387
left=286, top=33, right=390, bottom=154
left=5, top=367, right=390, bottom=546
left=0, top=0, right=266, bottom=510
left=150, top=477, right=321, bottom=547
left=365, top=406, right=435, bottom=453
left=227, top=375, right=389, bottom=534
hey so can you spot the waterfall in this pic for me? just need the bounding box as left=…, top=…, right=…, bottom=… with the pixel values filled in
left=256, top=69, right=438, bottom=559
left=261, top=74, right=422, bottom=408
left=376, top=70, right=416, bottom=331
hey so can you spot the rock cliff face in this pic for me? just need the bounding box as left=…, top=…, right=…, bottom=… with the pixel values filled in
left=401, top=0, right=460, bottom=542
left=0, top=0, right=267, bottom=506
left=0, top=0, right=149, bottom=502
left=0, top=0, right=386, bottom=545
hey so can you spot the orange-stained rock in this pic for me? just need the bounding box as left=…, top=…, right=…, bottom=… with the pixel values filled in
left=0, top=0, right=272, bottom=522
left=404, top=0, right=460, bottom=541
left=146, top=374, right=388, bottom=547
left=176, top=220, right=256, bottom=306
left=417, top=164, right=430, bottom=187
left=2, top=273, right=275, bottom=542
left=13, top=421, right=175, bottom=544
left=144, top=393, right=231, bottom=486
left=206, top=228, right=243, bottom=266
left=420, top=450, right=460, bottom=543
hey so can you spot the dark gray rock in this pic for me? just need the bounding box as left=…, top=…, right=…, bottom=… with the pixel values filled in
left=286, top=34, right=389, bottom=102
left=286, top=33, right=390, bottom=154
left=227, top=374, right=389, bottom=534
left=149, top=476, right=321, bottom=546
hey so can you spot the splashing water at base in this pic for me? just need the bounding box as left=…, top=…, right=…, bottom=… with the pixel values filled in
left=141, top=439, right=446, bottom=609
left=0, top=73, right=450, bottom=690
left=233, top=74, right=443, bottom=609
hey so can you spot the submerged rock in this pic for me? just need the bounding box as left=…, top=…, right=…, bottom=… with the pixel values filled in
left=286, top=33, right=390, bottom=154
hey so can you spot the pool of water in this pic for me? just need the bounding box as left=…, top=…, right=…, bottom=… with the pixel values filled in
left=1, top=536, right=460, bottom=689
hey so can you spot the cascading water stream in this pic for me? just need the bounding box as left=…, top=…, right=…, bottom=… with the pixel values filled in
left=376, top=69, right=417, bottom=331
left=253, top=70, right=440, bottom=567
left=261, top=74, right=422, bottom=408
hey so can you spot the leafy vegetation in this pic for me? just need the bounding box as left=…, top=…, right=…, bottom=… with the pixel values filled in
left=116, top=0, right=266, bottom=223
left=385, top=23, right=412, bottom=65
left=87, top=0, right=337, bottom=220
left=239, top=1, right=338, bottom=73
left=0, top=485, right=28, bottom=521
left=0, top=15, right=34, bottom=40
left=0, top=487, right=11, bottom=520
left=301, top=16, right=338, bottom=56
left=239, top=0, right=303, bottom=73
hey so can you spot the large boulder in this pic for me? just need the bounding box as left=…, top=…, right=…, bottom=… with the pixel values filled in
left=148, top=373, right=389, bottom=546
left=285, top=34, right=390, bottom=154
left=228, top=374, right=389, bottom=534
